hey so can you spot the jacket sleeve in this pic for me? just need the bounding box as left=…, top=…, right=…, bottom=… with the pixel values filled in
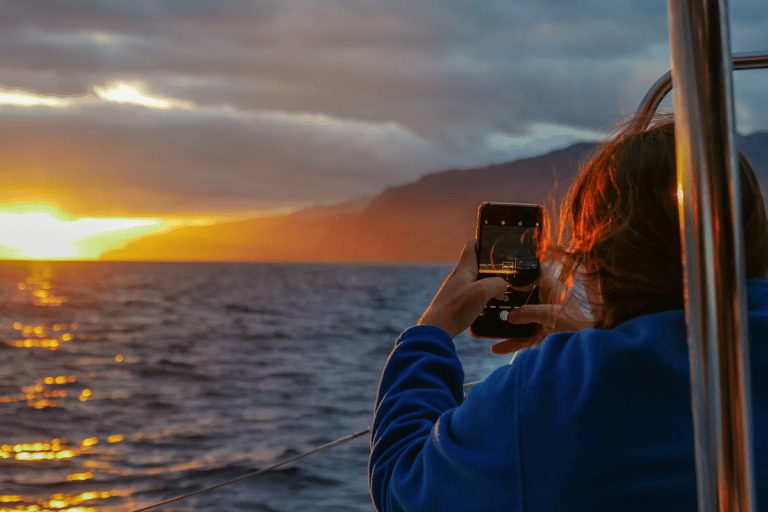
left=369, top=325, right=524, bottom=512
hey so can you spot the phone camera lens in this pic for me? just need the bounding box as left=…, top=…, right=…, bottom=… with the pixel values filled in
left=522, top=212, right=537, bottom=226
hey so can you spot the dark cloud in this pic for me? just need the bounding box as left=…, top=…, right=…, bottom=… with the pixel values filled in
left=0, top=103, right=447, bottom=216
left=0, top=0, right=280, bottom=31
left=0, top=0, right=766, bottom=217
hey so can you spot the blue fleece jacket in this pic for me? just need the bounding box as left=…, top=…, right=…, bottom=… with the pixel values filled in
left=369, top=280, right=768, bottom=511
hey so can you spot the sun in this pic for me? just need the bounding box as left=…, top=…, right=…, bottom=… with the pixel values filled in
left=0, top=204, right=163, bottom=260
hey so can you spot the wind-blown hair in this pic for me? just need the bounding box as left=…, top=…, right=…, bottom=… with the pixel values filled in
left=552, top=114, right=768, bottom=329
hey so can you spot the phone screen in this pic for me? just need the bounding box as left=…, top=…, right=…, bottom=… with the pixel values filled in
left=470, top=203, right=542, bottom=339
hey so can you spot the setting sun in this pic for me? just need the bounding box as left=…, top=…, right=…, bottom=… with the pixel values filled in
left=0, top=204, right=163, bottom=260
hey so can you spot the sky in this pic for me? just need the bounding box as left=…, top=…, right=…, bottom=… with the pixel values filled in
left=1, top=0, right=767, bottom=222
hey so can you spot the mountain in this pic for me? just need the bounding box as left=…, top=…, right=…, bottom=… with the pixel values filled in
left=313, top=142, right=597, bottom=262
left=101, top=135, right=768, bottom=263
left=100, top=197, right=372, bottom=262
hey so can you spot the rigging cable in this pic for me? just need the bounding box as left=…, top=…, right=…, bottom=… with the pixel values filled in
left=129, top=427, right=371, bottom=512
left=128, top=377, right=493, bottom=511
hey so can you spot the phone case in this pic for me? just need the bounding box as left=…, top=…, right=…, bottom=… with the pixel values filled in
left=469, top=202, right=542, bottom=339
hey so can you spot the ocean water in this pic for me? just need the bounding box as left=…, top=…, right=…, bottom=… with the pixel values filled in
left=0, top=261, right=508, bottom=512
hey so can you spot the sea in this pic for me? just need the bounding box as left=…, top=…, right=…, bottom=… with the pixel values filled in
left=0, top=261, right=509, bottom=512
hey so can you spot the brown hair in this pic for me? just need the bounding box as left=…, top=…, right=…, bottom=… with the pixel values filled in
left=553, top=114, right=768, bottom=329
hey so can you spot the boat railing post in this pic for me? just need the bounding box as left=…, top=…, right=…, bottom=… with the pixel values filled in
left=666, top=0, right=755, bottom=511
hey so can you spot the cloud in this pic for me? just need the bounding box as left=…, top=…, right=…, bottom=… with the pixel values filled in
left=0, top=0, right=766, bottom=217
left=92, top=80, right=194, bottom=109
left=0, top=87, right=76, bottom=108
left=0, top=84, right=448, bottom=215
left=734, top=69, right=768, bottom=134
left=1, top=80, right=193, bottom=110
left=483, top=123, right=604, bottom=162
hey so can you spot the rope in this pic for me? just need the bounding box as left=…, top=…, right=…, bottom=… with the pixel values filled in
left=463, top=380, right=482, bottom=391
left=129, top=427, right=371, bottom=512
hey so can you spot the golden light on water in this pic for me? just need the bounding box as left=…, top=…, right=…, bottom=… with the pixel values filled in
left=0, top=439, right=78, bottom=461
left=17, top=273, right=69, bottom=306
left=0, top=489, right=131, bottom=512
left=0, top=433, right=125, bottom=460
left=66, top=472, right=94, bottom=481
left=0, top=367, right=81, bottom=409
left=1, top=267, right=141, bottom=510
left=0, top=204, right=163, bottom=260
left=0, top=432, right=131, bottom=510
left=1, top=265, right=241, bottom=512
left=5, top=321, right=78, bottom=351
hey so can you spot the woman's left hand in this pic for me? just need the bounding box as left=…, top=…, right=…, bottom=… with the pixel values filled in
left=490, top=259, right=595, bottom=354
left=417, top=241, right=508, bottom=339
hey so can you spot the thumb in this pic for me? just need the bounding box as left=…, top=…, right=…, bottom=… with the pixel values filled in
left=453, top=240, right=480, bottom=281
left=490, top=332, right=544, bottom=354
left=506, top=304, right=556, bottom=326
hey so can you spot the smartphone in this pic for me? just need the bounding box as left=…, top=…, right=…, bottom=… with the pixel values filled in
left=469, top=202, right=543, bottom=339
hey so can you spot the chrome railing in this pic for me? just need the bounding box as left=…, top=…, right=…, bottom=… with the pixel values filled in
left=637, top=51, right=768, bottom=122
left=662, top=0, right=761, bottom=511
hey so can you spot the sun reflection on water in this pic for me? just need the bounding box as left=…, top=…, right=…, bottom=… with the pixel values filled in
left=0, top=488, right=132, bottom=512
left=0, top=433, right=128, bottom=462
left=5, top=321, right=78, bottom=350
left=1, top=264, right=140, bottom=511
left=1, top=438, right=78, bottom=461
left=0, top=373, right=80, bottom=408
left=17, top=272, right=67, bottom=306
left=0, top=433, right=134, bottom=510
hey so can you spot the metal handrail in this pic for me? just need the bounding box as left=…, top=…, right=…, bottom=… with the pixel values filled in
left=666, top=1, right=755, bottom=511
left=637, top=51, right=768, bottom=123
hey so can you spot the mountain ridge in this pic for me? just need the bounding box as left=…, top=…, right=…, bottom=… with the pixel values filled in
left=101, top=134, right=768, bottom=263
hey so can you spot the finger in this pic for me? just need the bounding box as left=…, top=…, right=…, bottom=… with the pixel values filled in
left=506, top=304, right=558, bottom=326
left=473, top=276, right=507, bottom=301
left=537, top=260, right=563, bottom=303
left=453, top=240, right=478, bottom=279
left=490, top=333, right=543, bottom=354
left=490, top=339, right=518, bottom=355
left=459, top=278, right=507, bottom=325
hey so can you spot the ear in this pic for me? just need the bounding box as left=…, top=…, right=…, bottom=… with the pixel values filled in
left=582, top=269, right=603, bottom=324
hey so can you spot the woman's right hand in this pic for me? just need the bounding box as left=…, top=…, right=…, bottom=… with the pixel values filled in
left=417, top=241, right=508, bottom=339
left=490, top=259, right=596, bottom=354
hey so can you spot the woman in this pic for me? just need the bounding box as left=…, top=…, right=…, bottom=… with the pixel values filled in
left=368, top=116, right=768, bottom=511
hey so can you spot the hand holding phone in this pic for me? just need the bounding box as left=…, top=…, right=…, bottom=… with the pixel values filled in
left=469, top=202, right=543, bottom=339
left=416, top=241, right=507, bottom=339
